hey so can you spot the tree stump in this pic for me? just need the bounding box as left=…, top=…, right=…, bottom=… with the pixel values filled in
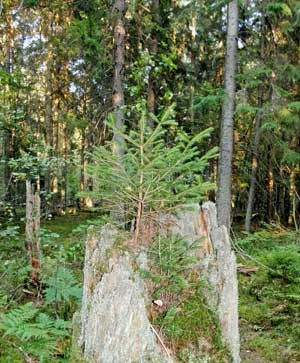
left=74, top=202, right=240, bottom=363
left=25, top=179, right=41, bottom=284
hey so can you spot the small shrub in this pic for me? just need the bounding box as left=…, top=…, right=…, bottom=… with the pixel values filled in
left=43, top=265, right=82, bottom=318
left=145, top=234, right=199, bottom=297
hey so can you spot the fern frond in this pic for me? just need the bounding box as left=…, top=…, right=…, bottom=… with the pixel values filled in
left=0, top=303, right=70, bottom=360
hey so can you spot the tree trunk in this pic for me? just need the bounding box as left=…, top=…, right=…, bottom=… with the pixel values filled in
left=25, top=179, right=41, bottom=284
left=112, top=0, right=126, bottom=157
left=0, top=129, right=6, bottom=199
left=45, top=56, right=54, bottom=208
left=245, top=88, right=264, bottom=232
left=61, top=122, right=67, bottom=211
left=111, top=0, right=126, bottom=222
left=147, top=0, right=160, bottom=127
left=75, top=203, right=240, bottom=362
left=217, top=0, right=239, bottom=230
left=79, top=130, right=86, bottom=209
left=289, top=169, right=298, bottom=230
left=51, top=96, right=60, bottom=213
left=266, top=144, right=274, bottom=222
left=245, top=14, right=265, bottom=232
left=2, top=11, right=15, bottom=200
left=189, top=14, right=197, bottom=129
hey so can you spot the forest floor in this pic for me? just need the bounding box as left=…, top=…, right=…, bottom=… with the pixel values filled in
left=236, top=227, right=300, bottom=363
left=0, top=212, right=299, bottom=362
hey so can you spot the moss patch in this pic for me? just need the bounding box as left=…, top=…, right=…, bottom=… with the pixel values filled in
left=154, top=285, right=231, bottom=362
left=238, top=228, right=300, bottom=362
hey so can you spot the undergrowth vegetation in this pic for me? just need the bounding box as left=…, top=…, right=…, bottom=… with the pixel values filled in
left=236, top=227, right=300, bottom=362
left=1, top=207, right=299, bottom=362
left=0, top=212, right=101, bottom=362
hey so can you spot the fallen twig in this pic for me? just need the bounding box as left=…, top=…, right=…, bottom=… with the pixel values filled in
left=150, top=323, right=171, bottom=359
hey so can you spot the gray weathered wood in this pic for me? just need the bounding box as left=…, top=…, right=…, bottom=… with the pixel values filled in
left=25, top=179, right=41, bottom=282
left=78, top=225, right=171, bottom=363
left=75, top=203, right=240, bottom=363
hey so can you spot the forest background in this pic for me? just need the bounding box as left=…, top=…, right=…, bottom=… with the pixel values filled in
left=0, top=0, right=299, bottom=362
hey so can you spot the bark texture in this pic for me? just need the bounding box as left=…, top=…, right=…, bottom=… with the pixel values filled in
left=245, top=15, right=265, bottom=232
left=25, top=179, right=41, bottom=282
left=0, top=129, right=5, bottom=199
left=78, top=225, right=171, bottom=363
left=217, top=0, right=239, bottom=230
left=112, top=0, right=126, bottom=156
left=168, top=202, right=240, bottom=363
left=245, top=86, right=263, bottom=232
left=147, top=0, right=160, bottom=127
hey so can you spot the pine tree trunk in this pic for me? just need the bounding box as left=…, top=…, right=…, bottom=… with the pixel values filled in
left=79, top=130, right=86, bottom=209
left=61, top=122, right=67, bottom=211
left=2, top=12, right=15, bottom=199
left=147, top=0, right=160, bottom=127
left=51, top=96, right=60, bottom=213
left=112, top=0, right=126, bottom=157
left=111, top=0, right=126, bottom=222
left=189, top=15, right=197, bottom=129
left=245, top=15, right=265, bottom=232
left=245, top=87, right=264, bottom=232
left=0, top=129, right=5, bottom=199
left=267, top=145, right=274, bottom=221
left=45, top=56, right=54, bottom=209
left=289, top=169, right=298, bottom=229
left=217, top=0, right=238, bottom=230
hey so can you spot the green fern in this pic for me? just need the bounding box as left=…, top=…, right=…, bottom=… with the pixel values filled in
left=44, top=266, right=82, bottom=306
left=0, top=303, right=70, bottom=361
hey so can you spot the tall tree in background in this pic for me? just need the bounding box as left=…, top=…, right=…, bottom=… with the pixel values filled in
left=245, top=10, right=265, bottom=232
left=217, top=0, right=239, bottom=230
left=147, top=0, right=160, bottom=127
left=112, top=0, right=126, bottom=156
left=0, top=0, right=298, bottom=228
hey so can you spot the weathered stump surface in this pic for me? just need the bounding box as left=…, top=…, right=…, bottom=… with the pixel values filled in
left=78, top=224, right=171, bottom=363
left=75, top=202, right=240, bottom=363
left=171, top=202, right=240, bottom=363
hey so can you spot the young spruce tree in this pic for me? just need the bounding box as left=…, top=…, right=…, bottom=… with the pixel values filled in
left=87, top=102, right=218, bottom=242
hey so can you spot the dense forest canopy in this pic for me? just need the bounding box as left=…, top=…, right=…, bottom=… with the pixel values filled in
left=0, top=0, right=299, bottom=230
left=0, top=0, right=299, bottom=231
